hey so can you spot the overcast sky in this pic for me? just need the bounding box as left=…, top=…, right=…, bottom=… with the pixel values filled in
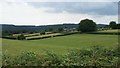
left=0, top=0, right=119, bottom=26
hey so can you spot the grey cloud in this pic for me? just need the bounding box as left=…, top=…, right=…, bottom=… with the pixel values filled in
left=28, top=2, right=118, bottom=15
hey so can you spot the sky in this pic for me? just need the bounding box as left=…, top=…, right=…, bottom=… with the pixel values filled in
left=0, top=0, right=119, bottom=26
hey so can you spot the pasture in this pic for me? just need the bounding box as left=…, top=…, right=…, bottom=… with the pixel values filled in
left=98, top=29, right=119, bottom=32
left=25, top=33, right=62, bottom=40
left=2, top=33, right=118, bottom=56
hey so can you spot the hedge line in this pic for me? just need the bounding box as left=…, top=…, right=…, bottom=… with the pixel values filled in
left=26, top=35, right=52, bottom=40
left=2, top=31, right=119, bottom=40
left=26, top=32, right=79, bottom=40
left=2, top=46, right=119, bottom=67
left=25, top=34, right=40, bottom=37
left=87, top=32, right=120, bottom=35
left=2, top=36, right=17, bottom=40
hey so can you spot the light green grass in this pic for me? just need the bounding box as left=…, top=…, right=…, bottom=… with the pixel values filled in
left=26, top=33, right=62, bottom=39
left=98, top=29, right=119, bottom=33
left=2, top=34, right=118, bottom=56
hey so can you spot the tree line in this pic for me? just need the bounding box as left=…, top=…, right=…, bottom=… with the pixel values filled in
left=78, top=19, right=119, bottom=32
left=109, top=21, right=120, bottom=29
left=2, top=18, right=119, bottom=39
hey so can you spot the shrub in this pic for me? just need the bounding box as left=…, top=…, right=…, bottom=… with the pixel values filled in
left=40, top=32, right=45, bottom=35
left=17, top=34, right=25, bottom=40
left=13, top=51, right=39, bottom=66
left=2, top=46, right=119, bottom=67
left=2, top=54, right=14, bottom=66
left=41, top=51, right=62, bottom=66
left=63, top=46, right=118, bottom=66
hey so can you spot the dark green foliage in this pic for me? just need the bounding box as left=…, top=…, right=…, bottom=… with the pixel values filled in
left=79, top=19, right=97, bottom=32
left=40, top=32, right=45, bottom=35
left=88, top=32, right=120, bottom=35
left=29, top=31, right=34, bottom=34
left=2, top=54, right=13, bottom=66
left=64, top=46, right=118, bottom=67
left=109, top=21, right=117, bottom=29
left=115, top=24, right=120, bottom=29
left=48, top=28, right=53, bottom=32
left=17, top=34, right=25, bottom=40
left=57, top=28, right=63, bottom=32
left=2, top=36, right=16, bottom=40
left=2, top=46, right=119, bottom=67
left=13, top=52, right=40, bottom=66
left=42, top=51, right=62, bottom=66
left=2, top=31, right=12, bottom=37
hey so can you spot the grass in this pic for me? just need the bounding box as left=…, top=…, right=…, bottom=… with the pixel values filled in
left=87, top=29, right=120, bottom=35
left=0, top=38, right=2, bottom=67
left=2, top=34, right=118, bottom=56
left=26, top=33, right=62, bottom=40
left=98, top=29, right=119, bottom=33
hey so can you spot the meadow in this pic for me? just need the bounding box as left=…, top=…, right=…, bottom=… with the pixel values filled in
left=1, top=29, right=119, bottom=67
left=2, top=33, right=118, bottom=56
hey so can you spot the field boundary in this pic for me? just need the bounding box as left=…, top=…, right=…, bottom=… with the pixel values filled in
left=2, top=32, right=79, bottom=40
left=26, top=32, right=79, bottom=40
left=87, top=32, right=120, bottom=35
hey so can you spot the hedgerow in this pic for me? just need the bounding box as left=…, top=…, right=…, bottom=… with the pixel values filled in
left=2, top=46, right=119, bottom=67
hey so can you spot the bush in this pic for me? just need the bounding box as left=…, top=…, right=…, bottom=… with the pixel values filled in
left=17, top=34, right=25, bottom=40
left=40, top=32, right=45, bottom=35
left=13, top=51, right=40, bottom=66
left=41, top=51, right=62, bottom=66
left=2, top=46, right=119, bottom=67
left=2, top=54, right=13, bottom=66
left=64, top=46, right=118, bottom=66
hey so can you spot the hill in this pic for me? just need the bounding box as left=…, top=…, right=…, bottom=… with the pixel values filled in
left=1, top=23, right=107, bottom=34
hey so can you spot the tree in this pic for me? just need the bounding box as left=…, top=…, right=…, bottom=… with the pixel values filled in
left=17, top=34, right=25, bottom=40
left=109, top=21, right=116, bottom=29
left=78, top=19, right=97, bottom=32
left=48, top=28, right=53, bottom=32
left=116, top=24, right=120, bottom=29
left=2, top=30, right=12, bottom=37
left=58, top=28, right=63, bottom=32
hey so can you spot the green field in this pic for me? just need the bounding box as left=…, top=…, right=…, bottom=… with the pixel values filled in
left=98, top=29, right=119, bottom=32
left=26, top=33, right=62, bottom=40
left=2, top=34, right=118, bottom=56
left=0, top=38, right=2, bottom=67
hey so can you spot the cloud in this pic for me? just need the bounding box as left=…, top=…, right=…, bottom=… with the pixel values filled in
left=28, top=2, right=118, bottom=16
left=20, top=0, right=120, bottom=2
left=0, top=0, right=118, bottom=25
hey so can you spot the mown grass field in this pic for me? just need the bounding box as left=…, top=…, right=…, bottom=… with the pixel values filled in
left=26, top=33, right=62, bottom=40
left=2, top=33, right=118, bottom=56
left=98, top=29, right=119, bottom=32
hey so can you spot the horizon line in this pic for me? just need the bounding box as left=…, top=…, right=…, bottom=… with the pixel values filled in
left=0, top=23, right=109, bottom=26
